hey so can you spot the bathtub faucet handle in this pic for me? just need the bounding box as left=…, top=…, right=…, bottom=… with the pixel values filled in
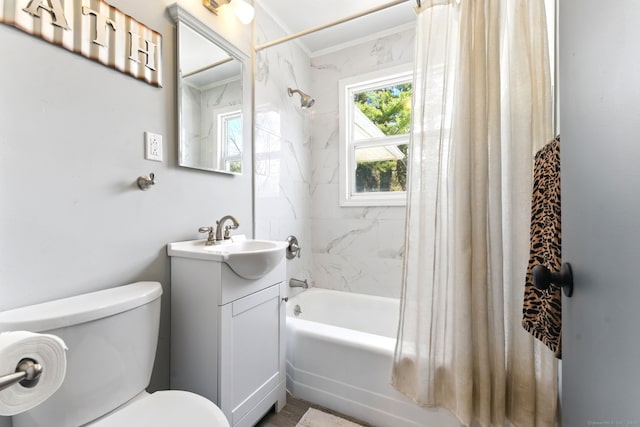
left=286, top=235, right=301, bottom=259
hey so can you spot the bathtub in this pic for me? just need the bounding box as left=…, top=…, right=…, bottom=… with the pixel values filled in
left=285, top=288, right=461, bottom=427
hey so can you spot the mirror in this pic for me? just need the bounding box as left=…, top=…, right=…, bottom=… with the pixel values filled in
left=169, top=4, right=249, bottom=175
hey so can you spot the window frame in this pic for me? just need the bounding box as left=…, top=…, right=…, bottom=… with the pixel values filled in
left=338, top=64, right=413, bottom=207
left=213, top=105, right=243, bottom=173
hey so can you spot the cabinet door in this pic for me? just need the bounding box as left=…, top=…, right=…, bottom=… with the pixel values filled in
left=219, top=283, right=283, bottom=425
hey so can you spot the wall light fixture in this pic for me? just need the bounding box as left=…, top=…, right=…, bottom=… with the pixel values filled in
left=202, top=0, right=255, bottom=24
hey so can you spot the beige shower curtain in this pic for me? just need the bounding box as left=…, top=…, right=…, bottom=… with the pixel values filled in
left=392, top=1, right=558, bottom=426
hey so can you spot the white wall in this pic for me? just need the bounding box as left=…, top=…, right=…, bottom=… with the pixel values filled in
left=0, top=1, right=252, bottom=425
left=253, top=6, right=415, bottom=299
left=253, top=4, right=313, bottom=295
left=309, top=28, right=414, bottom=298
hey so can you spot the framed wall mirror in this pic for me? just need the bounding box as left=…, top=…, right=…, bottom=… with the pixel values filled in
left=168, top=4, right=249, bottom=175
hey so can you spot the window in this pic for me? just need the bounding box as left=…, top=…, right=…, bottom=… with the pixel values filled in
left=215, top=107, right=242, bottom=173
left=339, top=64, right=413, bottom=206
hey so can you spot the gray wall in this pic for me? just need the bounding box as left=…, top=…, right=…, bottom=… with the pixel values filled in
left=560, top=0, right=640, bottom=422
left=0, top=1, right=252, bottom=425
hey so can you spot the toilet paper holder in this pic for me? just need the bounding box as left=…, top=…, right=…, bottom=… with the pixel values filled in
left=0, top=358, right=42, bottom=391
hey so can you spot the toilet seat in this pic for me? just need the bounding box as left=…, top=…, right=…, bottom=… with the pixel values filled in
left=89, top=390, right=230, bottom=427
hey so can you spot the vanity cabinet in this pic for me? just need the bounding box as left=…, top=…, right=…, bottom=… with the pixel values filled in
left=169, top=254, right=286, bottom=427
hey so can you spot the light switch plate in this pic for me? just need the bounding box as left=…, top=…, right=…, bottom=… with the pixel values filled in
left=145, top=132, right=163, bottom=162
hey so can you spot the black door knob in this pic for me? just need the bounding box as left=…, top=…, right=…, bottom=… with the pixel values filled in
left=532, top=262, right=574, bottom=297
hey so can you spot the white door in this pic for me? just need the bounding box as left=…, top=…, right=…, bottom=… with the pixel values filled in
left=560, top=0, right=640, bottom=424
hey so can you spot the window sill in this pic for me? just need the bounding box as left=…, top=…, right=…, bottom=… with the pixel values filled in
left=340, top=193, right=407, bottom=207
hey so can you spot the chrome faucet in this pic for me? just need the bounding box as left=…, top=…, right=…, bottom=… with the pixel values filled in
left=198, top=215, right=239, bottom=245
left=289, top=278, right=308, bottom=289
left=215, top=215, right=239, bottom=241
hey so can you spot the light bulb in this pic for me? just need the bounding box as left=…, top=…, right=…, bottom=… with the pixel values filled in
left=228, top=0, right=254, bottom=24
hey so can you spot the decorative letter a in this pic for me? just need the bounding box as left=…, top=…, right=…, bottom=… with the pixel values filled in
left=23, top=0, right=71, bottom=30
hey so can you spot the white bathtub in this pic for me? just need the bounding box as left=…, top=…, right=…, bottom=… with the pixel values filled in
left=285, top=288, right=461, bottom=427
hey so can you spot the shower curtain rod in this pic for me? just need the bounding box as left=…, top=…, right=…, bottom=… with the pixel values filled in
left=254, top=0, right=415, bottom=52
left=182, top=56, right=234, bottom=78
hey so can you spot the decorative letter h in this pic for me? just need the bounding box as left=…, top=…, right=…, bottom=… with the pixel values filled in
left=128, top=31, right=157, bottom=71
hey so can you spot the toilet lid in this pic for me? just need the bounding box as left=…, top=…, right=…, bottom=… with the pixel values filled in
left=89, top=390, right=230, bottom=427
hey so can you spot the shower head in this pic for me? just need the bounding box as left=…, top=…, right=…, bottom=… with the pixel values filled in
left=287, top=88, right=316, bottom=109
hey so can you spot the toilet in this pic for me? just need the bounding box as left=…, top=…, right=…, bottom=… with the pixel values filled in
left=0, top=282, right=229, bottom=427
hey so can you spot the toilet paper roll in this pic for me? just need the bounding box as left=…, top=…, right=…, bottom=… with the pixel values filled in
left=0, top=331, right=67, bottom=416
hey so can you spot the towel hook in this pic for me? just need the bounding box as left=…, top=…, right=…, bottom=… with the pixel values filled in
left=137, top=172, right=156, bottom=191
left=532, top=262, right=574, bottom=297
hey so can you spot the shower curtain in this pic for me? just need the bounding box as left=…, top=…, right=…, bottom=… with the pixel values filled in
left=392, top=1, right=558, bottom=426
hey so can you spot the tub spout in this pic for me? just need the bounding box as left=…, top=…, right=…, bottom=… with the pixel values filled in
left=289, top=278, right=308, bottom=288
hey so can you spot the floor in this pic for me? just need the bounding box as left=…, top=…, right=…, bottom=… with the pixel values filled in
left=255, top=393, right=369, bottom=427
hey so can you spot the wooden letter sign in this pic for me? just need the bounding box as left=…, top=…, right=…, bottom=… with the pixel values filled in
left=1, top=0, right=163, bottom=87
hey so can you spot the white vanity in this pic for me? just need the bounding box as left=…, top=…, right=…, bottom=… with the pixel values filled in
left=168, top=237, right=288, bottom=427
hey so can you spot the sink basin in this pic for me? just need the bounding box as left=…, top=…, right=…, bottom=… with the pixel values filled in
left=167, top=237, right=288, bottom=279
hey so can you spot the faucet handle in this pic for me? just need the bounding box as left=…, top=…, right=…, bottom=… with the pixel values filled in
left=223, top=222, right=240, bottom=240
left=198, top=226, right=215, bottom=245
left=224, top=221, right=240, bottom=240
left=286, top=235, right=301, bottom=259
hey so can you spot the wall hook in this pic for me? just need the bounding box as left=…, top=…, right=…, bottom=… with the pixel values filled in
left=137, top=173, right=156, bottom=191
left=532, top=262, right=574, bottom=297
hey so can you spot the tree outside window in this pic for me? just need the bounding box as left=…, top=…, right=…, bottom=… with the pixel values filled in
left=354, top=83, right=411, bottom=193
left=339, top=65, right=413, bottom=206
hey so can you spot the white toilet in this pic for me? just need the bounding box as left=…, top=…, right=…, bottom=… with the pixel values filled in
left=0, top=282, right=230, bottom=427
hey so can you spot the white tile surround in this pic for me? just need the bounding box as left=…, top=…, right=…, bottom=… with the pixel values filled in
left=254, top=4, right=415, bottom=298
left=182, top=79, right=242, bottom=169
left=309, top=29, right=414, bottom=298
left=254, top=5, right=314, bottom=294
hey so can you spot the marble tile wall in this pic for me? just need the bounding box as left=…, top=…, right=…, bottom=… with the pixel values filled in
left=200, top=80, right=243, bottom=170
left=309, top=28, right=415, bottom=298
left=181, top=82, right=202, bottom=167
left=254, top=4, right=415, bottom=298
left=254, top=5, right=313, bottom=294
left=181, top=79, right=242, bottom=170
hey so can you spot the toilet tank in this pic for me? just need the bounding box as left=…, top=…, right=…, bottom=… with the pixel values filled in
left=0, top=282, right=163, bottom=427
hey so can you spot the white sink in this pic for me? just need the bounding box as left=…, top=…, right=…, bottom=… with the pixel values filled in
left=167, top=237, right=288, bottom=279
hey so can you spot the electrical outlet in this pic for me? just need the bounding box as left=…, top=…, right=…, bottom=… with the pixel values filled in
left=145, top=132, right=163, bottom=162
